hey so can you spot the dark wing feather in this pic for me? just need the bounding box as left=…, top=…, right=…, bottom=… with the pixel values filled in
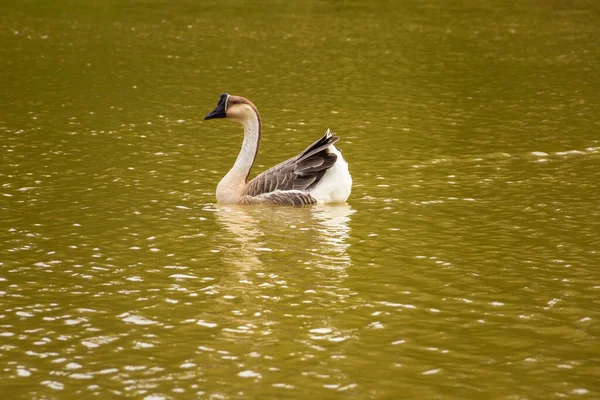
left=246, top=131, right=339, bottom=197
left=241, top=191, right=317, bottom=206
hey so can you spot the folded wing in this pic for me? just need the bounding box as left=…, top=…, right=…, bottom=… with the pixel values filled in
left=246, top=130, right=339, bottom=196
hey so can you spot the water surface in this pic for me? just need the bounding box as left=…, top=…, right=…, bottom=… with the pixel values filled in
left=1, top=0, right=599, bottom=398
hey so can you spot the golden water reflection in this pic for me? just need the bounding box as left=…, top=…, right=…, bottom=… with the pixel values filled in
left=213, top=204, right=355, bottom=275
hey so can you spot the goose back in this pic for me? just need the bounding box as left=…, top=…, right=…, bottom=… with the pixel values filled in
left=245, top=130, right=339, bottom=197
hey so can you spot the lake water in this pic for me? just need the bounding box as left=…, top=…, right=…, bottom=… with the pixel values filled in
left=1, top=0, right=599, bottom=398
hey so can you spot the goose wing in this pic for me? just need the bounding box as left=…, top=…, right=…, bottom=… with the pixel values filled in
left=242, top=190, right=317, bottom=206
left=246, top=130, right=339, bottom=197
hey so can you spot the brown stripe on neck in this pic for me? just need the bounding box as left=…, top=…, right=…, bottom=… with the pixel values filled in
left=247, top=103, right=261, bottom=183
left=240, top=97, right=262, bottom=183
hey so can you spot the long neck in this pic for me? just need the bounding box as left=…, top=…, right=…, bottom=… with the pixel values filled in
left=230, top=114, right=261, bottom=183
left=217, top=112, right=262, bottom=203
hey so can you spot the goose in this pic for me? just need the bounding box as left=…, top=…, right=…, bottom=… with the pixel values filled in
left=204, top=93, right=352, bottom=206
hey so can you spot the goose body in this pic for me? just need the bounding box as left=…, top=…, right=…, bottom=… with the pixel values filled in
left=204, top=93, right=352, bottom=206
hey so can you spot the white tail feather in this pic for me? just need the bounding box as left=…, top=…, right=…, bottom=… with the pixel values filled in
left=308, top=145, right=352, bottom=204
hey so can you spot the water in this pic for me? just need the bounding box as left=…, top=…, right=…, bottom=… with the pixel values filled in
left=2, top=0, right=599, bottom=398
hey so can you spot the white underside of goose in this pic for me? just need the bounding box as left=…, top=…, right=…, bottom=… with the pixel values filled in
left=307, top=145, right=352, bottom=204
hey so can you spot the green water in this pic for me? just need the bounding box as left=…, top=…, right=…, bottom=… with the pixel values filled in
left=1, top=0, right=599, bottom=398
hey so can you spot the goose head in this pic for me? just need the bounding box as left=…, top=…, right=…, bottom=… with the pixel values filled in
left=204, top=93, right=259, bottom=124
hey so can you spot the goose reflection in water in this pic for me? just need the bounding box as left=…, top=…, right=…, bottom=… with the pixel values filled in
left=198, top=205, right=356, bottom=365
left=213, top=204, right=355, bottom=276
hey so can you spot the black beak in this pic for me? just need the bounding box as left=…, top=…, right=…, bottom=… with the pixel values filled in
left=204, top=93, right=229, bottom=120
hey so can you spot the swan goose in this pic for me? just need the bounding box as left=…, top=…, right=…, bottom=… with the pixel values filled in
left=204, top=93, right=352, bottom=206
